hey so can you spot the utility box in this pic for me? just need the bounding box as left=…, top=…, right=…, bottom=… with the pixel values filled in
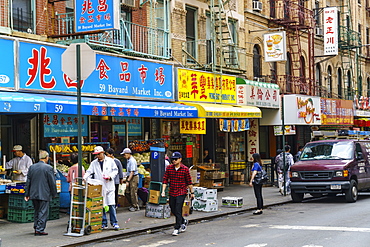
left=150, top=142, right=166, bottom=182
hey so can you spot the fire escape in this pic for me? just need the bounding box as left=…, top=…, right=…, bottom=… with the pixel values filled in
left=338, top=0, right=362, bottom=100
left=182, top=0, right=245, bottom=74
left=269, top=0, right=315, bottom=95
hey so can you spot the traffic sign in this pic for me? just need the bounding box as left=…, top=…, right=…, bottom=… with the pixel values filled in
left=61, top=43, right=96, bottom=81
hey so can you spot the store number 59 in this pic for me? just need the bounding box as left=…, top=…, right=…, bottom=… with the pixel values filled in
left=54, top=104, right=64, bottom=113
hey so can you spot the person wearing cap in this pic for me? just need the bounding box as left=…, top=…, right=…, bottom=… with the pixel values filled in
left=105, top=148, right=124, bottom=208
left=121, top=148, right=139, bottom=212
left=83, top=146, right=120, bottom=230
left=5, top=145, right=33, bottom=182
left=25, top=150, right=57, bottom=236
left=162, top=151, right=194, bottom=236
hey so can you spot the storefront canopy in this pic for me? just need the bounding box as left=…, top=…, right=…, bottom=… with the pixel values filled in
left=0, top=92, right=198, bottom=118
left=181, top=102, right=262, bottom=118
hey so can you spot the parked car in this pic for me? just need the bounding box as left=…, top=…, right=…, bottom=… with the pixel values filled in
left=290, top=139, right=370, bottom=203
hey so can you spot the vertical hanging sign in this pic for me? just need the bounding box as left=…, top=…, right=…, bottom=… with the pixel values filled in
left=324, top=7, right=338, bottom=55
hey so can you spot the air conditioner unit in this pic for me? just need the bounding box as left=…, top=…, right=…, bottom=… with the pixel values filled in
left=252, top=1, right=263, bottom=11
left=121, top=0, right=136, bottom=8
left=254, top=77, right=265, bottom=82
left=315, top=27, right=323, bottom=36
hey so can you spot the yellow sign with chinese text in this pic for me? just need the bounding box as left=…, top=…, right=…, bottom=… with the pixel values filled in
left=180, top=118, right=206, bottom=134
left=177, top=68, right=236, bottom=104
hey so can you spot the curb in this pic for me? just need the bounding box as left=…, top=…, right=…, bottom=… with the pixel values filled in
left=59, top=199, right=292, bottom=247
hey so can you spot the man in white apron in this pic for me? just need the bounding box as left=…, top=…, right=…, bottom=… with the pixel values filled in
left=83, top=146, right=119, bottom=230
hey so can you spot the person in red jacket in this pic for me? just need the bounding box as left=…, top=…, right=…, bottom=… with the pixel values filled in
left=162, top=152, right=194, bottom=236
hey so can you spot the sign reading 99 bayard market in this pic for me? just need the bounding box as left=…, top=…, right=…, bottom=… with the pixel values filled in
left=177, top=68, right=236, bottom=104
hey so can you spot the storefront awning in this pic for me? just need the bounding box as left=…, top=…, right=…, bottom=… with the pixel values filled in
left=180, top=102, right=262, bottom=118
left=0, top=92, right=198, bottom=118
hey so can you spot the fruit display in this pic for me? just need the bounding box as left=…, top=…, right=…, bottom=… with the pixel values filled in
left=133, top=152, right=150, bottom=163
left=56, top=163, right=69, bottom=173
left=128, top=139, right=167, bottom=152
left=49, top=144, right=97, bottom=153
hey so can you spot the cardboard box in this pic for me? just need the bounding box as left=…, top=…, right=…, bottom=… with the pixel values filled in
left=145, top=203, right=171, bottom=219
left=221, top=197, right=243, bottom=208
left=148, top=190, right=160, bottom=204
left=118, top=195, right=130, bottom=207
left=193, top=187, right=217, bottom=200
left=190, top=170, right=200, bottom=184
left=73, top=184, right=102, bottom=198
left=192, top=199, right=218, bottom=212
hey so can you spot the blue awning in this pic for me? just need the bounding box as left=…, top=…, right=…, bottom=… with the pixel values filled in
left=0, top=92, right=198, bottom=118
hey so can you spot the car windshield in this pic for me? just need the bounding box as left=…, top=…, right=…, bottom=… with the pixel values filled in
left=300, top=141, right=354, bottom=160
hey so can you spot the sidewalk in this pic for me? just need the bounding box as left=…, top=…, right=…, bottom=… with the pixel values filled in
left=0, top=185, right=292, bottom=247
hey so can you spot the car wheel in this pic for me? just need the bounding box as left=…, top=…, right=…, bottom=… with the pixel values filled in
left=345, top=180, right=358, bottom=203
left=291, top=190, right=304, bottom=202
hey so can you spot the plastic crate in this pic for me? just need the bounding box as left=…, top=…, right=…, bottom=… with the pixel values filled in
left=138, top=174, right=144, bottom=188
left=149, top=181, right=162, bottom=191
left=8, top=207, right=34, bottom=223
left=8, top=194, right=34, bottom=209
left=48, top=207, right=60, bottom=220
left=5, top=184, right=26, bottom=194
left=49, top=196, right=60, bottom=208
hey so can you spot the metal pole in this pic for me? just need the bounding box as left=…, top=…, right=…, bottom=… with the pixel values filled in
left=76, top=44, right=84, bottom=228
left=282, top=94, right=286, bottom=196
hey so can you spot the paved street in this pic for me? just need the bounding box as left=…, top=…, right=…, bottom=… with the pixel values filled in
left=84, top=193, right=370, bottom=247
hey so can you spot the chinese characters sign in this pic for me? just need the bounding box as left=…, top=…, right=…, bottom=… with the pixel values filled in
left=236, top=78, right=280, bottom=109
left=43, top=114, right=88, bottom=137
left=75, top=0, right=119, bottom=32
left=283, top=95, right=321, bottom=125
left=177, top=68, right=236, bottom=104
left=324, top=7, right=338, bottom=55
left=320, top=98, right=353, bottom=125
left=263, top=31, right=287, bottom=62
left=218, top=119, right=249, bottom=132
left=18, top=41, right=173, bottom=100
left=180, top=118, right=206, bottom=134
left=247, top=119, right=259, bottom=161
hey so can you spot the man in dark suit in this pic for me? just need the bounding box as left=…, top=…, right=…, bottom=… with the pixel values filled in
left=25, top=150, right=57, bottom=236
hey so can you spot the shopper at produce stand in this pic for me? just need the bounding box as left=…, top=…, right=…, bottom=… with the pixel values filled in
left=121, top=148, right=140, bottom=212
left=5, top=145, right=33, bottom=182
left=24, top=150, right=57, bottom=236
left=67, top=153, right=85, bottom=192
left=106, top=148, right=124, bottom=207
left=83, top=146, right=120, bottom=230
left=162, top=151, right=194, bottom=236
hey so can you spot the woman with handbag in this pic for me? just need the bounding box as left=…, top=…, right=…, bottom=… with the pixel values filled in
left=249, top=153, right=264, bottom=215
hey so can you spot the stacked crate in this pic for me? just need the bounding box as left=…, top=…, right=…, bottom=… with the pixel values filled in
left=72, top=184, right=103, bottom=234
left=145, top=181, right=170, bottom=219
left=7, top=193, right=60, bottom=223
left=192, top=187, right=218, bottom=212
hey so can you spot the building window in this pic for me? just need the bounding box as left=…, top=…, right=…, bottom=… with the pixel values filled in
left=327, top=66, right=332, bottom=98
left=316, top=64, right=321, bottom=96
left=358, top=76, right=363, bottom=96
left=347, top=70, right=352, bottom=100
left=186, top=6, right=197, bottom=63
left=253, top=45, right=262, bottom=80
left=367, top=77, right=370, bottom=98
left=366, top=27, right=370, bottom=57
left=338, top=68, right=342, bottom=98
left=12, top=0, right=34, bottom=33
left=286, top=52, right=292, bottom=92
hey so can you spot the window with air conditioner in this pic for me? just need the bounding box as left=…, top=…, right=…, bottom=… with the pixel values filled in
left=252, top=1, right=263, bottom=11
left=122, top=0, right=136, bottom=8
left=316, top=27, right=323, bottom=36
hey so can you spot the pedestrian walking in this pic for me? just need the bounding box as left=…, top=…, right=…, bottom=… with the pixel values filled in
left=24, top=150, right=57, bottom=236
left=105, top=148, right=124, bottom=207
left=249, top=153, right=264, bottom=215
left=161, top=151, right=194, bottom=236
left=5, top=145, right=33, bottom=182
left=83, top=146, right=120, bottom=230
left=121, top=148, right=140, bottom=211
left=276, top=145, right=294, bottom=195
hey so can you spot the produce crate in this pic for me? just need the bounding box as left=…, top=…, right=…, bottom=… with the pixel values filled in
left=48, top=207, right=60, bottom=220
left=49, top=196, right=60, bottom=208
left=8, top=194, right=34, bottom=209
left=8, top=207, right=34, bottom=223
